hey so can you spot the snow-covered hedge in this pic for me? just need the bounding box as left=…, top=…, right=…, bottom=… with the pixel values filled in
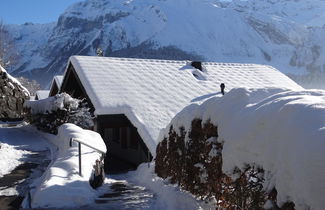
left=156, top=88, right=325, bottom=210
left=25, top=123, right=106, bottom=208
left=24, top=93, right=93, bottom=134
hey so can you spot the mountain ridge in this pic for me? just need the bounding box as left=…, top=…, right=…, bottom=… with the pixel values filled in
left=5, top=0, right=325, bottom=88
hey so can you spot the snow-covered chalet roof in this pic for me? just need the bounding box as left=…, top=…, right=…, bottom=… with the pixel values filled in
left=50, top=75, right=63, bottom=90
left=66, top=56, right=302, bottom=156
left=35, top=90, right=50, bottom=100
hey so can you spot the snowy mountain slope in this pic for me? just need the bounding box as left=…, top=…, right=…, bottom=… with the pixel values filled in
left=6, top=23, right=55, bottom=73
left=5, top=0, right=325, bottom=87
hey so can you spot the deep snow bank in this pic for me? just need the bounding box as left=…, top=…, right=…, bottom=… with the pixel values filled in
left=158, top=88, right=325, bottom=210
left=28, top=123, right=106, bottom=208
left=0, top=143, right=31, bottom=179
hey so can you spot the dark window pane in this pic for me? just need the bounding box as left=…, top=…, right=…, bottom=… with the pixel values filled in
left=121, top=127, right=127, bottom=148
left=130, top=127, right=139, bottom=150
left=113, top=127, right=120, bottom=143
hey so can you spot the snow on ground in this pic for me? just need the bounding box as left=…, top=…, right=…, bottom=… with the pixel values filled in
left=125, top=163, right=215, bottom=210
left=0, top=123, right=53, bottom=153
left=0, top=123, right=54, bottom=197
left=0, top=143, right=31, bottom=179
left=160, top=87, right=325, bottom=210
left=29, top=123, right=106, bottom=208
left=84, top=163, right=214, bottom=210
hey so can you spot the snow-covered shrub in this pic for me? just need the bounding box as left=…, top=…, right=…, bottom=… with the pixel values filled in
left=24, top=93, right=93, bottom=134
left=156, top=88, right=325, bottom=210
left=156, top=120, right=273, bottom=209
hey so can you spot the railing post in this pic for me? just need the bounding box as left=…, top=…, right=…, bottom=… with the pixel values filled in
left=147, top=149, right=150, bottom=168
left=28, top=191, right=32, bottom=209
left=78, top=142, right=82, bottom=176
left=70, top=138, right=105, bottom=177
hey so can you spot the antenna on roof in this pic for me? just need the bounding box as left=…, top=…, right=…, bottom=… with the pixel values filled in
left=220, top=83, right=225, bottom=95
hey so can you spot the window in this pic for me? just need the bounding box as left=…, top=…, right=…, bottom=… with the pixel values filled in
left=113, top=128, right=120, bottom=143
left=120, top=127, right=127, bottom=149
left=104, top=127, right=120, bottom=143
left=130, top=127, right=139, bottom=150
left=103, top=126, right=139, bottom=150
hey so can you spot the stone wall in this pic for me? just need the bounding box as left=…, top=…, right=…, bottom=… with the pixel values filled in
left=155, top=119, right=296, bottom=209
left=0, top=66, right=30, bottom=120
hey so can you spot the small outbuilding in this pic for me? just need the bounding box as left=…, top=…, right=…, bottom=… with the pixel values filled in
left=60, top=56, right=302, bottom=172
left=35, top=90, right=50, bottom=100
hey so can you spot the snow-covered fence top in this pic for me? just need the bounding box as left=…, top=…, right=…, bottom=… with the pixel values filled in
left=0, top=65, right=30, bottom=119
left=158, top=87, right=325, bottom=210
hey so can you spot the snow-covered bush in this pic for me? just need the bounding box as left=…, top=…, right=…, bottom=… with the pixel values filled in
left=24, top=93, right=93, bottom=134
left=156, top=120, right=270, bottom=209
left=156, top=88, right=325, bottom=210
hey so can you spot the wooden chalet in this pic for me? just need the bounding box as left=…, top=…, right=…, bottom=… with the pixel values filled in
left=60, top=56, right=302, bottom=172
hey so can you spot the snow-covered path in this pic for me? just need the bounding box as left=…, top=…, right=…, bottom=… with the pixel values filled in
left=76, top=176, right=155, bottom=210
left=0, top=123, right=53, bottom=209
left=0, top=123, right=53, bottom=151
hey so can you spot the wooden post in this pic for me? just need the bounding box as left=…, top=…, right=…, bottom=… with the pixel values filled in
left=78, top=142, right=82, bottom=176
left=147, top=149, right=150, bottom=168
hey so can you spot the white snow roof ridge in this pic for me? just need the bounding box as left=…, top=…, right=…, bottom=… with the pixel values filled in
left=35, top=90, right=50, bottom=100
left=54, top=75, right=64, bottom=87
left=65, top=55, right=303, bottom=156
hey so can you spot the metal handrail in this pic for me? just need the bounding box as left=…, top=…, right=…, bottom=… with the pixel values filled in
left=69, top=138, right=106, bottom=176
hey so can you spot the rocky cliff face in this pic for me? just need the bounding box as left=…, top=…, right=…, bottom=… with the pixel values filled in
left=5, top=0, right=325, bottom=87
left=0, top=65, right=30, bottom=120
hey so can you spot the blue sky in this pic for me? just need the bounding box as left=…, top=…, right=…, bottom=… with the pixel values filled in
left=0, top=0, right=85, bottom=24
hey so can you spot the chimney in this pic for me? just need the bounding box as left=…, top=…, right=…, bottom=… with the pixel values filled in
left=191, top=61, right=202, bottom=71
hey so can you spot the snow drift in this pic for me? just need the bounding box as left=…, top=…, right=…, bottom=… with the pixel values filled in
left=0, top=143, right=31, bottom=179
left=159, top=88, right=325, bottom=210
left=28, top=123, right=106, bottom=208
